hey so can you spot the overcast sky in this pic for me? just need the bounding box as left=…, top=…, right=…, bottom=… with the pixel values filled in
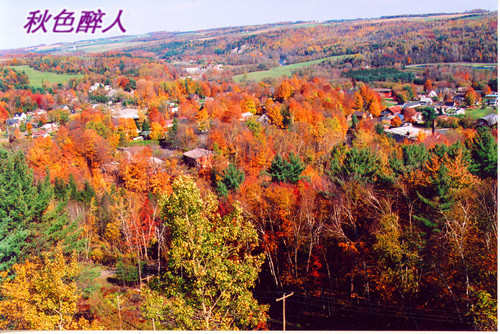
left=0, top=0, right=497, bottom=50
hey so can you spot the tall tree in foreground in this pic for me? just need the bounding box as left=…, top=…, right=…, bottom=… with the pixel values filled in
left=149, top=175, right=267, bottom=330
left=0, top=149, right=51, bottom=271
left=467, top=127, right=497, bottom=179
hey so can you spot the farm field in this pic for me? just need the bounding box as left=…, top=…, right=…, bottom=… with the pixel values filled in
left=406, top=62, right=498, bottom=70
left=7, top=65, right=83, bottom=88
left=233, top=55, right=348, bottom=82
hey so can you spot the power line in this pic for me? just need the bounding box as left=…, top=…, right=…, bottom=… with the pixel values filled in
left=254, top=290, right=470, bottom=326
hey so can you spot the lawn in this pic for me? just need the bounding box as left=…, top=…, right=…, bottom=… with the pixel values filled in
left=8, top=65, right=84, bottom=88
left=123, top=139, right=159, bottom=147
left=464, top=107, right=497, bottom=120
left=233, top=55, right=348, bottom=82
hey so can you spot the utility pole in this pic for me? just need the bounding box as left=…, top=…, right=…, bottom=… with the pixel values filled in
left=276, top=292, right=294, bottom=331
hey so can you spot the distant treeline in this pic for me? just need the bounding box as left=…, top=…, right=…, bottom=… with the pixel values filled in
left=344, top=67, right=415, bottom=83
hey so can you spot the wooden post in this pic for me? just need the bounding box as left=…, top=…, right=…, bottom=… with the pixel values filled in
left=117, top=294, right=122, bottom=330
left=276, top=292, right=294, bottom=331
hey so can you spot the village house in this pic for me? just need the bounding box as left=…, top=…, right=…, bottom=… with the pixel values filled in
left=411, top=111, right=424, bottom=124
left=402, top=101, right=421, bottom=109
left=484, top=94, right=498, bottom=107
left=5, top=119, right=19, bottom=127
left=183, top=148, right=214, bottom=169
left=384, top=105, right=402, bottom=115
left=239, top=112, right=254, bottom=121
left=258, top=113, right=271, bottom=125
left=476, top=113, right=498, bottom=127
left=32, top=130, right=49, bottom=139
left=111, top=108, right=140, bottom=123
left=419, top=96, right=433, bottom=104
left=41, top=123, right=59, bottom=133
left=13, top=112, right=27, bottom=122
left=427, top=90, right=438, bottom=98
left=349, top=111, right=372, bottom=121
left=385, top=124, right=431, bottom=142
left=373, top=88, right=392, bottom=98
left=378, top=115, right=394, bottom=126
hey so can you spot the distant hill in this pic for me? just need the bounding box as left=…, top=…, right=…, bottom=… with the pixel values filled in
left=0, top=10, right=494, bottom=57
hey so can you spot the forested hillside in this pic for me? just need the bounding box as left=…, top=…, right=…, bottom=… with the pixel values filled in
left=0, top=9, right=496, bottom=331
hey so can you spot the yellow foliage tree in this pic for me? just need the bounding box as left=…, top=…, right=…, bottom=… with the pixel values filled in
left=195, top=108, right=211, bottom=132
left=354, top=92, right=364, bottom=111
left=0, top=247, right=101, bottom=330
left=265, top=99, right=284, bottom=129
left=274, top=80, right=293, bottom=102
left=150, top=122, right=164, bottom=141
left=241, top=98, right=257, bottom=115
left=368, top=100, right=381, bottom=117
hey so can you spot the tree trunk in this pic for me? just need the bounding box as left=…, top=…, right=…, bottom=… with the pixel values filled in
left=306, top=241, right=313, bottom=275
left=267, top=252, right=280, bottom=288
left=117, top=295, right=123, bottom=330
left=323, top=251, right=333, bottom=294
left=137, top=245, right=142, bottom=288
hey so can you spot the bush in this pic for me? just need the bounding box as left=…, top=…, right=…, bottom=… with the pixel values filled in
left=115, top=260, right=140, bottom=286
left=436, top=116, right=459, bottom=128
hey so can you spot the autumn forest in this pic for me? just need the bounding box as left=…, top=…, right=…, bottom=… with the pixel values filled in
left=0, top=9, right=497, bottom=331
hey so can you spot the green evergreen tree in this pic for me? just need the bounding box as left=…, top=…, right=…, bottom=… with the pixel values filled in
left=351, top=114, right=359, bottom=129
left=468, top=127, right=497, bottom=178
left=419, top=106, right=438, bottom=129
left=375, top=122, right=385, bottom=135
left=79, top=180, right=96, bottom=205
left=0, top=150, right=85, bottom=270
left=389, top=143, right=429, bottom=176
left=0, top=150, right=50, bottom=271
left=167, top=118, right=179, bottom=148
left=414, top=164, right=454, bottom=234
left=53, top=177, right=67, bottom=201
left=216, top=180, right=229, bottom=198
left=30, top=199, right=85, bottom=255
left=219, top=163, right=244, bottom=195
left=68, top=174, right=78, bottom=201
left=329, top=145, right=379, bottom=183
left=266, top=153, right=305, bottom=184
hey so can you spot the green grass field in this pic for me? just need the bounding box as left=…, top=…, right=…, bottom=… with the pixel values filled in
left=233, top=55, right=347, bottom=82
left=406, top=62, right=497, bottom=71
left=465, top=107, right=497, bottom=119
left=8, top=65, right=84, bottom=88
left=124, top=139, right=159, bottom=147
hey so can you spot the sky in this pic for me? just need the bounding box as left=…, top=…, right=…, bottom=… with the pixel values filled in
left=0, top=0, right=498, bottom=50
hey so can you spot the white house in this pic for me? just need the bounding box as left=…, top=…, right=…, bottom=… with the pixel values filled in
left=13, top=112, right=27, bottom=122
left=428, top=90, right=438, bottom=98
left=239, top=112, right=254, bottom=121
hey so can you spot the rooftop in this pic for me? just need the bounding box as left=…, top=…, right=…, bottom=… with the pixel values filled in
left=183, top=148, right=214, bottom=159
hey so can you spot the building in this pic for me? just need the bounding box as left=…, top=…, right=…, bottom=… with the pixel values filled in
left=385, top=124, right=431, bottom=142
left=258, top=114, right=271, bottom=125
left=484, top=94, right=498, bottom=107
left=402, top=101, right=421, bottom=109
left=183, top=148, right=214, bottom=169
left=477, top=113, right=498, bottom=127
left=13, top=112, right=27, bottom=122
left=239, top=112, right=254, bottom=121
left=6, top=119, right=19, bottom=127
left=373, top=88, right=392, bottom=98
left=385, top=106, right=402, bottom=115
